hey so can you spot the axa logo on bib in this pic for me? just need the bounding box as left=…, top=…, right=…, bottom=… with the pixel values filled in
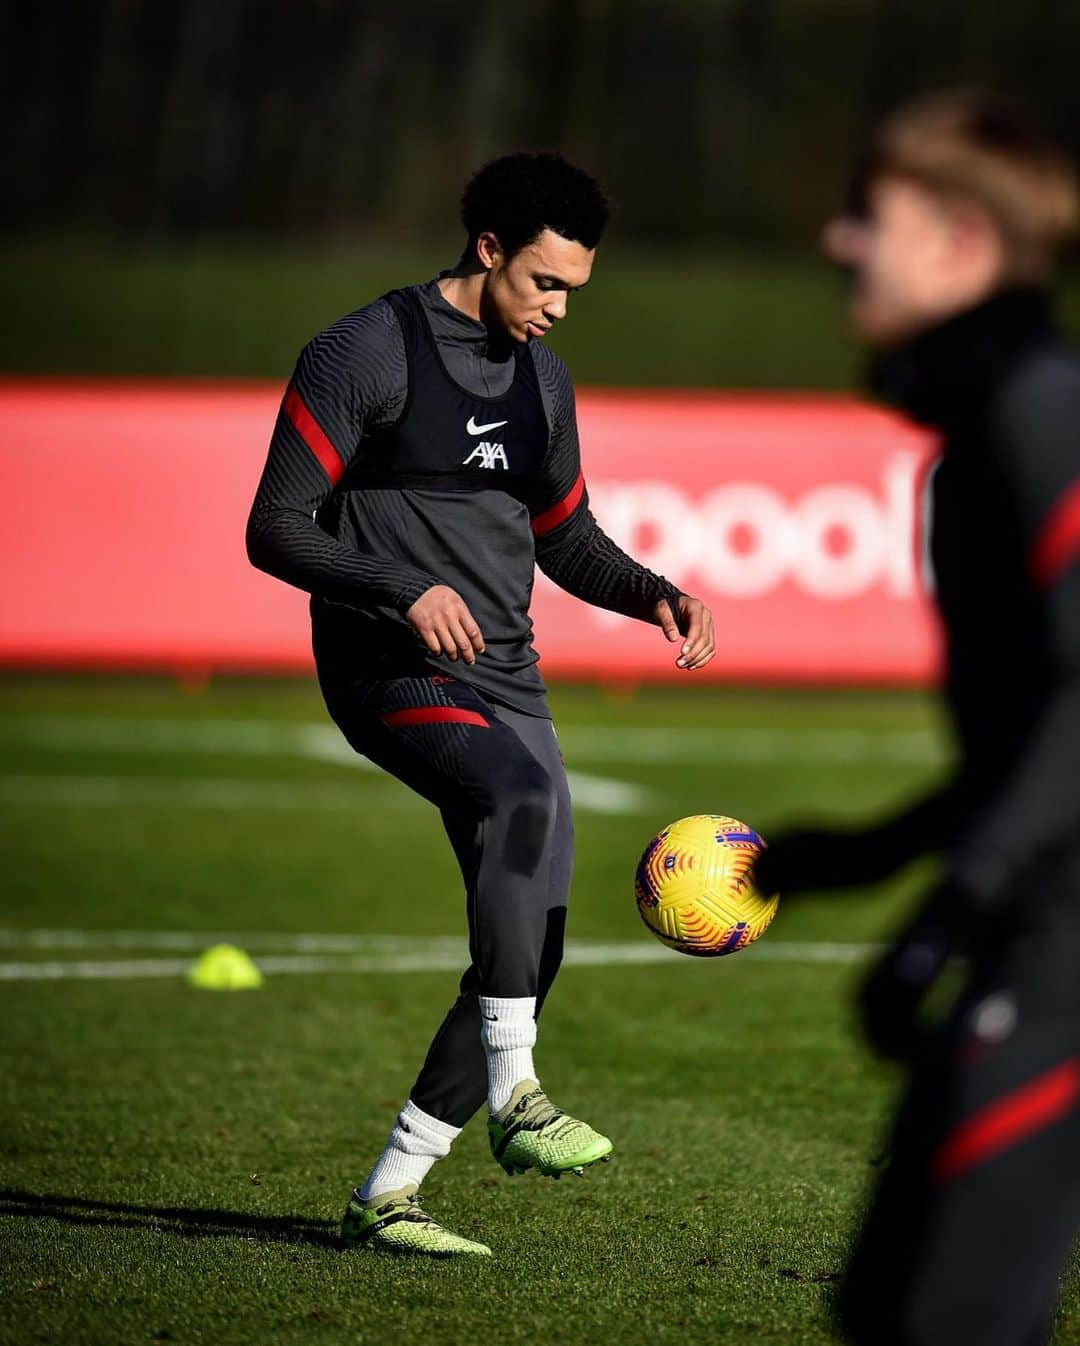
left=463, top=442, right=509, bottom=469
left=463, top=415, right=510, bottom=469
left=588, top=452, right=926, bottom=600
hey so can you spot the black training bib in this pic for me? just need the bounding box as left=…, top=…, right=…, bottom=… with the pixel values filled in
left=339, top=288, right=549, bottom=500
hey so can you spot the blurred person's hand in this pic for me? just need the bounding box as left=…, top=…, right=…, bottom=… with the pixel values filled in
left=407, top=585, right=485, bottom=665
left=655, top=594, right=715, bottom=670
left=858, top=887, right=965, bottom=1061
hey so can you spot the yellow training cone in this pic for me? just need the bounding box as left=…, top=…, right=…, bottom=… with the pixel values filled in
left=187, top=943, right=263, bottom=991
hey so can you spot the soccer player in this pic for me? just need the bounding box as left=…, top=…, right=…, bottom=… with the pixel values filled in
left=247, top=153, right=714, bottom=1256
left=754, top=92, right=1080, bottom=1345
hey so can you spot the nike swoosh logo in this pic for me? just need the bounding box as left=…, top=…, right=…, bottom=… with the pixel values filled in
left=466, top=417, right=509, bottom=435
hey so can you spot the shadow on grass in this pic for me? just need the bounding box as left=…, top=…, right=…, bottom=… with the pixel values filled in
left=0, top=1188, right=341, bottom=1249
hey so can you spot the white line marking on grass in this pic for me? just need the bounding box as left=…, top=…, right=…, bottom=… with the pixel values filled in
left=0, top=771, right=648, bottom=817
left=561, top=725, right=943, bottom=766
left=1, top=718, right=652, bottom=814
left=564, top=771, right=650, bottom=813
left=0, top=929, right=465, bottom=953
left=0, top=775, right=419, bottom=812
left=0, top=933, right=879, bottom=981
left=0, top=955, right=466, bottom=982
left=0, top=958, right=201, bottom=981
left=4, top=715, right=945, bottom=768
left=3, top=717, right=369, bottom=763
left=0, top=928, right=880, bottom=962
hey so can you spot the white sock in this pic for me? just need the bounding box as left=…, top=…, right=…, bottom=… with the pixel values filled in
left=479, top=995, right=538, bottom=1114
left=357, top=1099, right=461, bottom=1202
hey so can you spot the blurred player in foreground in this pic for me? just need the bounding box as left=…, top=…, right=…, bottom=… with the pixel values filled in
left=247, top=153, right=714, bottom=1255
left=755, top=91, right=1080, bottom=1345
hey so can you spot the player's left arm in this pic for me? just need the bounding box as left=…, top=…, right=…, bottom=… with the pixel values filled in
left=946, top=357, right=1080, bottom=918
left=529, top=352, right=714, bottom=671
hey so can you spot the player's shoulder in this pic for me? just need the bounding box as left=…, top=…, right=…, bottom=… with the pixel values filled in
left=299, top=294, right=404, bottom=370
left=527, top=340, right=576, bottom=440
left=527, top=337, right=573, bottom=391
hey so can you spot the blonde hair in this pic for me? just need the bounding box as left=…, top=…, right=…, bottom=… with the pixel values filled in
left=863, top=89, right=1079, bottom=281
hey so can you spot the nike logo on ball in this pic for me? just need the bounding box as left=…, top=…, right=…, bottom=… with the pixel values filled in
left=466, top=416, right=509, bottom=435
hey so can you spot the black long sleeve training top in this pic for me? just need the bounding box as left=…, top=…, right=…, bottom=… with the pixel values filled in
left=247, top=278, right=680, bottom=714
left=871, top=289, right=1080, bottom=915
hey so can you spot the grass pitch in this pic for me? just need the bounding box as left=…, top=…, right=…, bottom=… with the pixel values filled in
left=2, top=676, right=1078, bottom=1345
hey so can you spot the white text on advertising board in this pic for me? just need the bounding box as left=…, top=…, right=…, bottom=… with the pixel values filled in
left=588, top=453, right=923, bottom=600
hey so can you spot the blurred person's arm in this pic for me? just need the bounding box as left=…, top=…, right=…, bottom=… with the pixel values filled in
left=753, top=779, right=967, bottom=897
left=245, top=303, right=442, bottom=612
left=945, top=359, right=1080, bottom=916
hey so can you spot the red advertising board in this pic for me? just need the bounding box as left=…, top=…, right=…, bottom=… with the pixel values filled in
left=0, top=381, right=941, bottom=683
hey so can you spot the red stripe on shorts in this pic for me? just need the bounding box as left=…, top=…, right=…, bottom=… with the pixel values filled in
left=531, top=470, right=585, bottom=536
left=1030, top=478, right=1080, bottom=590
left=933, top=1057, right=1080, bottom=1183
left=382, top=707, right=489, bottom=729
left=283, top=385, right=345, bottom=486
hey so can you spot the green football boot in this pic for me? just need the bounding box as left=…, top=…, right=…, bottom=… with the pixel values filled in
left=488, top=1080, right=614, bottom=1178
left=339, top=1184, right=491, bottom=1257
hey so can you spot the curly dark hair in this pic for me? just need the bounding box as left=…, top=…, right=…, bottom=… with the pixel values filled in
left=460, top=152, right=611, bottom=258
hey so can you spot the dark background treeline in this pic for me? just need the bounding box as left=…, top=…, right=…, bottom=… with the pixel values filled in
left=12, top=0, right=1080, bottom=250
left=8, top=1, right=1080, bottom=383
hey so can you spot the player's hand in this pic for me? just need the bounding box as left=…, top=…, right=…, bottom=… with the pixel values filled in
left=405, top=585, right=486, bottom=665
left=858, top=889, right=961, bottom=1061
left=655, top=593, right=715, bottom=670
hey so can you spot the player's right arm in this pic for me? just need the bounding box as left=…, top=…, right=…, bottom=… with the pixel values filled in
left=247, top=304, right=439, bottom=610
left=246, top=305, right=484, bottom=663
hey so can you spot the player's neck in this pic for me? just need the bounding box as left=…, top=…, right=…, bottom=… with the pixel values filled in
left=437, top=266, right=486, bottom=325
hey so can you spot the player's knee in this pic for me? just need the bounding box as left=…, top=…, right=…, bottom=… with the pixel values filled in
left=497, top=759, right=558, bottom=879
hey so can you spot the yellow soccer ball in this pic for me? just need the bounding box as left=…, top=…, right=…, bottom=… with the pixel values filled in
left=635, top=814, right=778, bottom=957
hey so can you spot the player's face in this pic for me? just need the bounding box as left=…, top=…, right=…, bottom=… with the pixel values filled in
left=478, top=229, right=595, bottom=343
left=823, top=174, right=1002, bottom=346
